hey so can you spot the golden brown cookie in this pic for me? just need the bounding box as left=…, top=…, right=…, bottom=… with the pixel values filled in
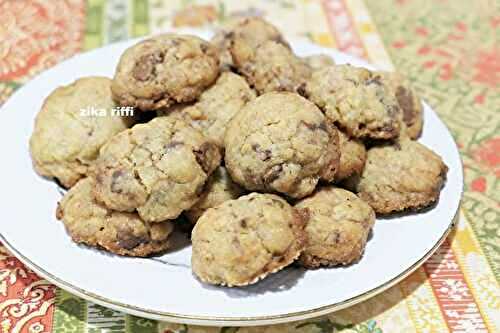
left=30, top=77, right=134, bottom=188
left=111, top=34, right=219, bottom=111
left=335, top=131, right=367, bottom=182
left=352, top=139, right=448, bottom=214
left=191, top=193, right=307, bottom=287
left=295, top=187, right=375, bottom=268
left=210, top=17, right=287, bottom=70
left=185, top=166, right=245, bottom=224
left=231, top=40, right=311, bottom=94
left=56, top=178, right=173, bottom=257
left=304, top=65, right=401, bottom=140
left=93, top=117, right=221, bottom=222
left=157, top=72, right=256, bottom=147
left=379, top=71, right=423, bottom=139
left=224, top=92, right=340, bottom=199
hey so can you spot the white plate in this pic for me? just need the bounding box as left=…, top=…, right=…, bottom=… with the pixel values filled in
left=0, top=30, right=463, bottom=327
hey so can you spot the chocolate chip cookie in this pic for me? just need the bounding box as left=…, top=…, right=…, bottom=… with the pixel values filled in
left=231, top=40, right=311, bottom=94
left=158, top=72, right=256, bottom=147
left=379, top=71, right=423, bottom=139
left=335, top=130, right=367, bottom=182
left=224, top=92, right=340, bottom=199
left=56, top=178, right=174, bottom=256
left=304, top=65, right=401, bottom=140
left=112, top=34, right=219, bottom=111
left=295, top=186, right=375, bottom=268
left=185, top=166, right=245, bottom=224
left=93, top=117, right=221, bottom=222
left=351, top=139, right=448, bottom=214
left=210, top=17, right=288, bottom=71
left=191, top=193, right=307, bottom=287
left=30, top=77, right=134, bottom=188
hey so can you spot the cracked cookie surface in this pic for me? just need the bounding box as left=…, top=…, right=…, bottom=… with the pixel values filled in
left=30, top=77, right=134, bottom=188
left=224, top=92, right=340, bottom=199
left=112, top=34, right=219, bottom=111
left=93, top=117, right=221, bottom=222
left=185, top=166, right=245, bottom=224
left=305, top=65, right=401, bottom=140
left=379, top=71, right=423, bottom=139
left=335, top=131, right=367, bottom=182
left=56, top=178, right=174, bottom=256
left=210, top=17, right=287, bottom=71
left=191, top=193, right=307, bottom=287
left=295, top=186, right=375, bottom=268
left=352, top=139, right=448, bottom=214
left=231, top=40, right=311, bottom=94
left=157, top=72, right=256, bottom=147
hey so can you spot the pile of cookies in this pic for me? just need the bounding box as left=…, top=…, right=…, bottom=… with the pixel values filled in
left=29, top=18, right=448, bottom=287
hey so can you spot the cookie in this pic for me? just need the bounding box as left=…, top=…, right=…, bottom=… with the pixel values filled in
left=231, top=40, right=311, bottom=94
left=93, top=117, right=221, bottom=222
left=158, top=72, right=256, bottom=147
left=224, top=92, right=340, bottom=199
left=210, top=17, right=287, bottom=71
left=335, top=131, right=367, bottom=182
left=302, top=54, right=335, bottom=70
left=352, top=139, right=448, bottom=214
left=185, top=166, right=245, bottom=224
left=379, top=71, right=423, bottom=139
left=111, top=34, right=219, bottom=111
left=295, top=186, right=375, bottom=268
left=30, top=77, right=134, bottom=188
left=191, top=193, right=307, bottom=287
left=56, top=178, right=174, bottom=256
left=304, top=65, right=401, bottom=140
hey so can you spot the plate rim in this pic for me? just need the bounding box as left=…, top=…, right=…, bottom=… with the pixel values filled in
left=0, top=207, right=459, bottom=326
left=0, top=32, right=465, bottom=326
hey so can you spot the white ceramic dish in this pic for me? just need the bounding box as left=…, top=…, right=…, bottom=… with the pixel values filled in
left=0, top=30, right=463, bottom=327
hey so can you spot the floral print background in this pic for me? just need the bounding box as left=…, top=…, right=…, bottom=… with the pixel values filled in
left=0, top=0, right=499, bottom=332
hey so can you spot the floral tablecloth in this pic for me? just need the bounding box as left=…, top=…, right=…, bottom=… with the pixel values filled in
left=0, top=0, right=499, bottom=332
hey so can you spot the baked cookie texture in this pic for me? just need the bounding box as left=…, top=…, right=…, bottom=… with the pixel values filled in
left=305, top=65, right=401, bottom=140
left=379, top=71, right=423, bottom=139
left=191, top=193, right=307, bottom=287
left=30, top=77, right=134, bottom=188
left=210, top=17, right=287, bottom=71
left=335, top=131, right=367, bottom=182
left=56, top=178, right=173, bottom=256
left=224, top=92, right=340, bottom=199
left=231, top=40, right=311, bottom=94
left=157, top=72, right=256, bottom=147
left=352, top=139, right=448, bottom=214
left=295, top=187, right=375, bottom=268
left=111, top=34, right=219, bottom=111
left=185, top=166, right=245, bottom=224
left=93, top=117, right=221, bottom=222
left=302, top=54, right=335, bottom=70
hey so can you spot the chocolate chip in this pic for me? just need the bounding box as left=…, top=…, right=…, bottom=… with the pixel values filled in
left=132, top=52, right=164, bottom=81
left=110, top=170, right=125, bottom=194
left=117, top=231, right=148, bottom=250
left=240, top=219, right=248, bottom=228
left=252, top=143, right=272, bottom=161
left=263, top=164, right=283, bottom=183
left=396, top=86, right=415, bottom=124
left=193, top=142, right=213, bottom=173
left=297, top=82, right=307, bottom=97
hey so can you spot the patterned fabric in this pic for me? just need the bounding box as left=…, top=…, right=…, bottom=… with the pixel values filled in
left=0, top=0, right=499, bottom=332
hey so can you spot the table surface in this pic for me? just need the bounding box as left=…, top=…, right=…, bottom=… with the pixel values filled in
left=0, top=0, right=499, bottom=332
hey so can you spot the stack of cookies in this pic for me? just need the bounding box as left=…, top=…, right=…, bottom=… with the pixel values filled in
left=29, top=18, right=448, bottom=287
